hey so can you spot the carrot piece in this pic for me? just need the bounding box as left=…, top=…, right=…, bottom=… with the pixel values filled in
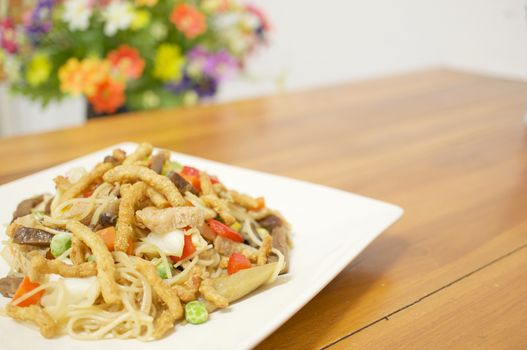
left=96, top=226, right=116, bottom=251
left=13, top=276, right=44, bottom=307
left=96, top=226, right=134, bottom=255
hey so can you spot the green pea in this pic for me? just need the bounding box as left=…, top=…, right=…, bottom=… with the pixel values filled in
left=185, top=301, right=208, bottom=324
left=50, top=233, right=72, bottom=258
left=86, top=255, right=96, bottom=262
left=155, top=260, right=175, bottom=279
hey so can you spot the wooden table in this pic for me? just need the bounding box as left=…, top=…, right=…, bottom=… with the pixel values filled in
left=1, top=69, right=527, bottom=349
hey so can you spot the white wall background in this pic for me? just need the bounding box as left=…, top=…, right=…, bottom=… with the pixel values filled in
left=219, top=0, right=527, bottom=100
left=1, top=0, right=527, bottom=136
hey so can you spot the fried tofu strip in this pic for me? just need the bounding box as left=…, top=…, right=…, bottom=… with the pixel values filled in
left=53, top=176, right=72, bottom=193
left=70, top=237, right=88, bottom=265
left=103, top=148, right=126, bottom=165
left=103, top=165, right=185, bottom=207
left=257, top=235, right=273, bottom=266
left=5, top=304, right=58, bottom=338
left=66, top=221, right=120, bottom=304
left=146, top=187, right=170, bottom=208
left=201, top=195, right=235, bottom=225
left=30, top=254, right=96, bottom=278
left=199, top=278, right=229, bottom=308
left=153, top=310, right=175, bottom=339
left=134, top=259, right=183, bottom=319
left=212, top=182, right=227, bottom=196
left=60, top=162, right=113, bottom=203
left=199, top=172, right=215, bottom=196
left=230, top=191, right=259, bottom=210
left=115, top=182, right=147, bottom=253
left=123, top=143, right=153, bottom=166
left=214, top=236, right=259, bottom=261
left=172, top=266, right=202, bottom=302
left=199, top=173, right=235, bottom=224
left=136, top=206, right=205, bottom=233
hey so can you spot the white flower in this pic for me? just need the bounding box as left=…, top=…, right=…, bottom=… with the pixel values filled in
left=4, top=56, right=21, bottom=83
left=102, top=1, right=134, bottom=36
left=150, top=21, right=167, bottom=41
left=62, top=0, right=92, bottom=31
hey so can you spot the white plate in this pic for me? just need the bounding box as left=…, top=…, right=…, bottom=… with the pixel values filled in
left=0, top=143, right=403, bottom=350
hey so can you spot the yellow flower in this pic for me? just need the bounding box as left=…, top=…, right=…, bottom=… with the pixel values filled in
left=58, top=57, right=110, bottom=96
left=153, top=43, right=185, bottom=82
left=26, top=54, right=52, bottom=87
left=135, top=0, right=157, bottom=7
left=131, top=9, right=151, bottom=30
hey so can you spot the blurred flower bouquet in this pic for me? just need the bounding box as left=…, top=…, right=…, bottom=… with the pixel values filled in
left=0, top=0, right=269, bottom=115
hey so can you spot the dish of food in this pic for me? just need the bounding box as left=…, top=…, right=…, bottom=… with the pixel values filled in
left=0, top=143, right=290, bottom=340
left=0, top=143, right=402, bottom=350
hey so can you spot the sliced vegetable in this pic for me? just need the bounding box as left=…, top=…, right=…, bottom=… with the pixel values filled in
left=155, top=260, right=176, bottom=279
left=32, top=211, right=45, bottom=222
left=230, top=222, right=242, bottom=232
left=96, top=226, right=116, bottom=251
left=185, top=301, right=208, bottom=324
left=170, top=234, right=196, bottom=263
left=227, top=252, right=252, bottom=275
left=13, top=276, right=44, bottom=307
left=207, top=219, right=244, bottom=243
left=256, top=227, right=269, bottom=237
left=208, top=263, right=277, bottom=304
left=41, top=275, right=100, bottom=308
left=50, top=233, right=72, bottom=258
left=144, top=229, right=185, bottom=257
left=181, top=166, right=200, bottom=177
left=96, top=226, right=134, bottom=255
left=210, top=175, right=219, bottom=184
left=180, top=166, right=201, bottom=192
left=162, top=160, right=183, bottom=176
left=179, top=166, right=219, bottom=191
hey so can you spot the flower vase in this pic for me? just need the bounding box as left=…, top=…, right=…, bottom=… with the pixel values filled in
left=0, top=84, right=86, bottom=136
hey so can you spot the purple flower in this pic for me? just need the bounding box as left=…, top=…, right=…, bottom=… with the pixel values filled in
left=26, top=0, right=54, bottom=39
left=187, top=46, right=238, bottom=81
left=166, top=74, right=193, bottom=94
left=166, top=73, right=218, bottom=99
left=193, top=75, right=218, bottom=98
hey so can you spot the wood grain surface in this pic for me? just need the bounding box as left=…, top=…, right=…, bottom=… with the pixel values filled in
left=1, top=69, right=526, bottom=349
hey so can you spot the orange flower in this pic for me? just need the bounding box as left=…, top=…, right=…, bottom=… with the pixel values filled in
left=59, top=58, right=110, bottom=96
left=88, top=77, right=125, bottom=114
left=170, top=4, right=206, bottom=39
left=107, top=45, right=145, bottom=80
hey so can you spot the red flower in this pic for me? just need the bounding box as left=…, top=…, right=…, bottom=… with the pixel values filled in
left=0, top=18, right=18, bottom=54
left=88, top=77, right=125, bottom=114
left=107, top=44, right=145, bottom=80
left=170, top=4, right=206, bottom=39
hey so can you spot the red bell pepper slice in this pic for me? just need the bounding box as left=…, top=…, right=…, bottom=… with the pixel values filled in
left=227, top=252, right=252, bottom=275
left=170, top=234, right=196, bottom=262
left=207, top=219, right=244, bottom=242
